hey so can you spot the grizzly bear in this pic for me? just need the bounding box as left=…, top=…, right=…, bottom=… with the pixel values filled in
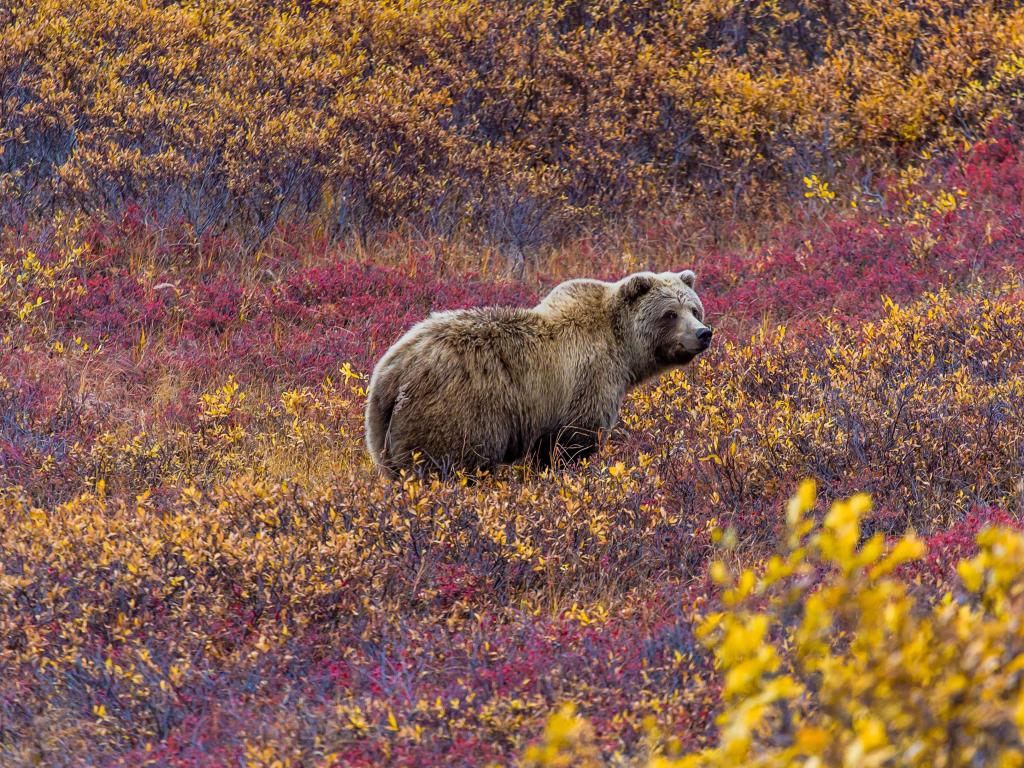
left=365, top=270, right=712, bottom=476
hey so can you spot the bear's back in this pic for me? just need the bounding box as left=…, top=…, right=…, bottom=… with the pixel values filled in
left=417, top=305, right=550, bottom=354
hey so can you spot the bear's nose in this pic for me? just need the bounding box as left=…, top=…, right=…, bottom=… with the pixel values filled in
left=697, top=327, right=713, bottom=346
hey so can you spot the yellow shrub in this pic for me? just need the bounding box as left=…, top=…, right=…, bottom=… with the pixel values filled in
left=528, top=481, right=1024, bottom=766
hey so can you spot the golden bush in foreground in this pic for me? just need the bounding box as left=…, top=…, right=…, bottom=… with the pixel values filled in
left=527, top=482, right=1024, bottom=767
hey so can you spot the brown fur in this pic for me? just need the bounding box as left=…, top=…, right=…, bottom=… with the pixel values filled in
left=365, top=270, right=712, bottom=476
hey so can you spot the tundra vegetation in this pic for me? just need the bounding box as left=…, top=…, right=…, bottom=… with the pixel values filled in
left=2, top=1, right=1024, bottom=765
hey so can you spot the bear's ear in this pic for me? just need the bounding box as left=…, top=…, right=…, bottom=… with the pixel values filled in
left=619, top=274, right=656, bottom=303
left=679, top=269, right=697, bottom=288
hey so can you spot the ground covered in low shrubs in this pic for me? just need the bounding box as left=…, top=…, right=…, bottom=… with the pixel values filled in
left=2, top=123, right=1024, bottom=765
left=6, top=0, right=1024, bottom=248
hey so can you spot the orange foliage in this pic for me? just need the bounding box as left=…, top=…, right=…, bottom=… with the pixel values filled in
left=3, top=0, right=1024, bottom=246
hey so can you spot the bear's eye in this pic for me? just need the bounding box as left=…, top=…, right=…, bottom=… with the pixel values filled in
left=663, top=310, right=678, bottom=321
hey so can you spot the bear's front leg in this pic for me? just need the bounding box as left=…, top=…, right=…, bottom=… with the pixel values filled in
left=531, top=424, right=603, bottom=469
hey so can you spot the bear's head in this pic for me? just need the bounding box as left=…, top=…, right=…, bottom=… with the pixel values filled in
left=615, top=269, right=712, bottom=377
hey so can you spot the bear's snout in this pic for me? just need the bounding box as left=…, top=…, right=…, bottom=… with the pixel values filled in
left=696, top=327, right=713, bottom=349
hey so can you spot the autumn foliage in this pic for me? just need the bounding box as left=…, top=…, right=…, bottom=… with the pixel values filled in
left=3, top=2, right=1024, bottom=766
left=5, top=0, right=1024, bottom=247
